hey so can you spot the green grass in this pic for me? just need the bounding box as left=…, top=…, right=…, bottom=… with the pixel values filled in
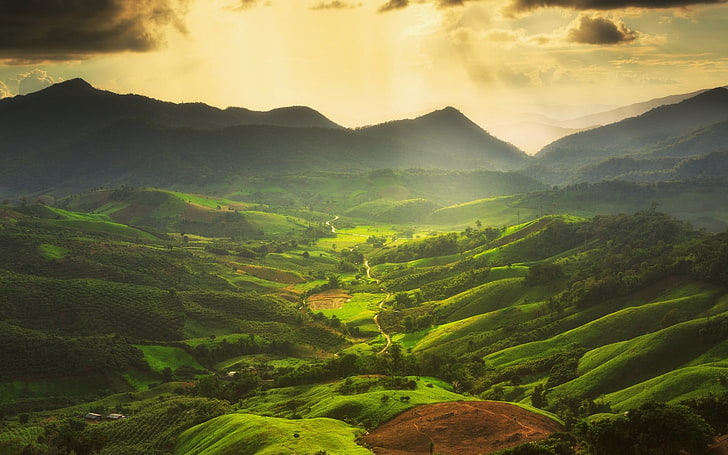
left=243, top=211, right=308, bottom=236
left=317, top=293, right=383, bottom=320
left=214, top=354, right=312, bottom=372
left=552, top=315, right=728, bottom=400
left=602, top=364, right=728, bottom=411
left=484, top=288, right=720, bottom=370
left=38, top=243, right=68, bottom=260
left=430, top=196, right=532, bottom=227
left=238, top=376, right=467, bottom=429
left=435, top=277, right=541, bottom=324
left=176, top=413, right=372, bottom=455
left=122, top=369, right=163, bottom=391
left=412, top=301, right=542, bottom=354
left=135, top=345, right=204, bottom=373
left=392, top=328, right=437, bottom=350
left=166, top=191, right=243, bottom=210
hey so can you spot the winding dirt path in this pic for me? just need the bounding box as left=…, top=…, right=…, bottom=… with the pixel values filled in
left=325, top=215, right=391, bottom=356
left=373, top=296, right=392, bottom=355
left=364, top=258, right=392, bottom=355
left=325, top=215, right=339, bottom=234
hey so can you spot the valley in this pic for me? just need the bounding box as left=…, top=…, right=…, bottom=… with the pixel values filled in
left=0, top=81, right=727, bottom=454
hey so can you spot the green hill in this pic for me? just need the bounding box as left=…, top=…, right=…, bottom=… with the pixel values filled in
left=2, top=195, right=728, bottom=455
left=176, top=413, right=371, bottom=455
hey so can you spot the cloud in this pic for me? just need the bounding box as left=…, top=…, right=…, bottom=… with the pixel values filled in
left=0, top=0, right=189, bottom=63
left=566, top=13, right=638, bottom=44
left=16, top=69, right=56, bottom=94
left=378, top=0, right=410, bottom=12
left=0, top=81, right=11, bottom=98
left=310, top=1, right=363, bottom=9
left=377, top=0, right=474, bottom=11
left=228, top=0, right=270, bottom=11
left=506, top=0, right=727, bottom=15
left=3, top=69, right=57, bottom=95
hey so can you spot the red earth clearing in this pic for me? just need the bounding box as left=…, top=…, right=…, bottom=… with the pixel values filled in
left=362, top=401, right=563, bottom=455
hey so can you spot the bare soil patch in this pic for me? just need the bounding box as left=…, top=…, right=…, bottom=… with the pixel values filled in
left=363, top=401, right=563, bottom=455
left=307, top=289, right=352, bottom=310
left=709, top=434, right=728, bottom=455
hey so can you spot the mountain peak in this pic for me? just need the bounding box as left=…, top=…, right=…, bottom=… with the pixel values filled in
left=422, top=106, right=466, bottom=120
left=416, top=106, right=484, bottom=132
left=35, top=78, right=98, bottom=97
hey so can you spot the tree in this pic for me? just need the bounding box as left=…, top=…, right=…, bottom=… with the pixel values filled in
left=327, top=274, right=340, bottom=289
left=403, top=315, right=415, bottom=333
left=286, top=399, right=305, bottom=417
left=628, top=402, right=713, bottom=455
left=394, top=292, right=414, bottom=309
left=581, top=401, right=714, bottom=455
left=531, top=384, right=548, bottom=409
left=161, top=367, right=173, bottom=383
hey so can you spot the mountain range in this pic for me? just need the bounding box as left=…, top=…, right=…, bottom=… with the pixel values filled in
left=0, top=79, right=727, bottom=197
left=0, top=79, right=526, bottom=196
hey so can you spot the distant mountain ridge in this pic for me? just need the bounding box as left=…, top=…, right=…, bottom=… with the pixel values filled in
left=534, top=87, right=728, bottom=182
left=0, top=79, right=528, bottom=197
left=558, top=88, right=713, bottom=129
left=0, top=77, right=343, bottom=132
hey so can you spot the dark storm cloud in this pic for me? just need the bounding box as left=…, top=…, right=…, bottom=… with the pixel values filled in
left=310, top=1, right=363, bottom=9
left=508, top=0, right=727, bottom=14
left=0, top=0, right=188, bottom=62
left=567, top=13, right=637, bottom=44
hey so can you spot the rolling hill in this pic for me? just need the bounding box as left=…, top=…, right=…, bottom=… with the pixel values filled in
left=1, top=198, right=728, bottom=454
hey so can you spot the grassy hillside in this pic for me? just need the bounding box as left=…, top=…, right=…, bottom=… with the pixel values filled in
left=176, top=413, right=371, bottom=455
left=2, top=195, right=728, bottom=455
left=431, top=179, right=728, bottom=232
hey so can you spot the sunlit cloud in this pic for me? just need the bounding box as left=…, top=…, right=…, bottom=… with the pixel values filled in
left=566, top=13, right=637, bottom=44
left=0, top=80, right=11, bottom=98
left=3, top=69, right=57, bottom=95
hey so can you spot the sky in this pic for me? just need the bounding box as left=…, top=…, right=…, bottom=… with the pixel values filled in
left=0, top=0, right=726, bottom=152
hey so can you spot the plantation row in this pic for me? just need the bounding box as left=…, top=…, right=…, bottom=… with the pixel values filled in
left=0, top=322, right=147, bottom=382
left=0, top=272, right=185, bottom=340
